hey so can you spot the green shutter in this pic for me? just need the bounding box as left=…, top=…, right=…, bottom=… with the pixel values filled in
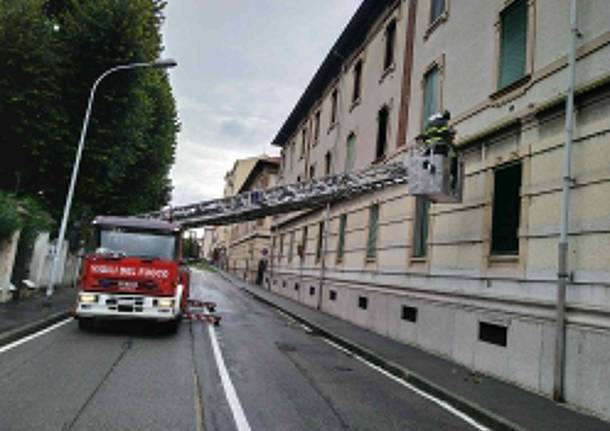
left=422, top=67, right=439, bottom=128
left=367, top=204, right=379, bottom=259
left=430, top=0, right=445, bottom=23
left=499, top=0, right=527, bottom=89
left=316, top=222, right=324, bottom=261
left=412, top=197, right=429, bottom=257
left=337, top=214, right=347, bottom=260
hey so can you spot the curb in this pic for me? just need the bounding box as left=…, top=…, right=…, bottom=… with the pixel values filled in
left=216, top=270, right=525, bottom=431
left=0, top=311, right=71, bottom=349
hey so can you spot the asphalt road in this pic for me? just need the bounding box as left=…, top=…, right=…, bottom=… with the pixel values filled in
left=0, top=269, right=482, bottom=431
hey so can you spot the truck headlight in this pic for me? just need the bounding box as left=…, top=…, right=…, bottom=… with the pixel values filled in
left=79, top=293, right=98, bottom=304
left=158, top=298, right=174, bottom=308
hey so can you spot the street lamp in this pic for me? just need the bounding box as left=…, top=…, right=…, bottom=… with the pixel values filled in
left=45, top=58, right=177, bottom=300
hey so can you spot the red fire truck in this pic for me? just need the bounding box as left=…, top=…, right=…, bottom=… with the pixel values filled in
left=75, top=216, right=190, bottom=333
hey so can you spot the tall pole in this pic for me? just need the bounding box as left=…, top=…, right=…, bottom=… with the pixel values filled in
left=45, top=59, right=177, bottom=300
left=553, top=0, right=578, bottom=402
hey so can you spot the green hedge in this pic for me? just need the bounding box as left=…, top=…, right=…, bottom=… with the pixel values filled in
left=0, top=191, right=53, bottom=242
left=0, top=193, right=22, bottom=241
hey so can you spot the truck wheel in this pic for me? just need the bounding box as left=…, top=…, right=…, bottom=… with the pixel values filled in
left=78, top=318, right=95, bottom=331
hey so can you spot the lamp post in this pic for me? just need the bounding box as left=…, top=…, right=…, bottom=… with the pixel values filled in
left=45, top=59, right=177, bottom=300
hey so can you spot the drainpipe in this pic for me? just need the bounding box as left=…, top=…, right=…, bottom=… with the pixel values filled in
left=317, top=203, right=331, bottom=310
left=553, top=0, right=579, bottom=403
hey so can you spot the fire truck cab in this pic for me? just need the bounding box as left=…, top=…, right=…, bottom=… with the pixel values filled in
left=75, top=216, right=189, bottom=333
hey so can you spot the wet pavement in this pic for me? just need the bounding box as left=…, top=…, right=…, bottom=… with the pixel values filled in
left=0, top=269, right=482, bottom=431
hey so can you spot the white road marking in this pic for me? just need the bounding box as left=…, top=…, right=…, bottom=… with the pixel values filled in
left=323, top=339, right=492, bottom=431
left=0, top=318, right=73, bottom=355
left=208, top=325, right=252, bottom=431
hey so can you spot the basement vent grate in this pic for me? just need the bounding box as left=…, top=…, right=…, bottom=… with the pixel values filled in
left=358, top=296, right=368, bottom=310
left=479, top=321, right=508, bottom=347
left=401, top=305, right=418, bottom=322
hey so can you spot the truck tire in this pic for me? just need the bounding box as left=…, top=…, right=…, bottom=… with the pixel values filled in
left=78, top=318, right=95, bottom=331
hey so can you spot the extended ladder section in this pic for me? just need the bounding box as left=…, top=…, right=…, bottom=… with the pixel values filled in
left=147, top=162, right=410, bottom=227
left=144, top=146, right=463, bottom=228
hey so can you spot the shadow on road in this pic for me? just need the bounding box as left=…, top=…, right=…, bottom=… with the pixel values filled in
left=77, top=319, right=183, bottom=338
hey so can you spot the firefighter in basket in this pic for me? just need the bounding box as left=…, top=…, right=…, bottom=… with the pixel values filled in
left=416, top=110, right=459, bottom=191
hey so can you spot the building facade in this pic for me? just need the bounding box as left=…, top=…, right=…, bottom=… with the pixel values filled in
left=267, top=0, right=610, bottom=419
left=228, top=157, right=279, bottom=283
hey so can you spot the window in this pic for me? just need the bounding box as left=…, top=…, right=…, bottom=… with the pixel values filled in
left=352, top=59, right=363, bottom=103
left=366, top=204, right=380, bottom=260
left=316, top=222, right=324, bottom=262
left=491, top=162, right=522, bottom=255
left=337, top=214, right=347, bottom=261
left=290, top=141, right=295, bottom=171
left=279, top=234, right=284, bottom=257
left=412, top=197, right=429, bottom=258
left=498, top=0, right=527, bottom=89
left=309, top=165, right=315, bottom=179
left=401, top=305, right=418, bottom=322
left=345, top=133, right=356, bottom=172
left=295, top=283, right=300, bottom=291
left=358, top=296, right=368, bottom=310
left=376, top=106, right=389, bottom=160
left=288, top=231, right=295, bottom=262
left=329, top=290, right=337, bottom=301
left=300, top=226, right=308, bottom=261
left=430, top=0, right=446, bottom=24
left=422, top=65, right=440, bottom=129
left=479, top=322, right=508, bottom=347
left=324, top=152, right=332, bottom=176
left=330, top=89, right=338, bottom=125
left=313, top=110, right=321, bottom=143
left=309, top=286, right=316, bottom=296
left=296, top=175, right=301, bottom=183
left=384, top=19, right=396, bottom=71
left=300, top=128, right=307, bottom=158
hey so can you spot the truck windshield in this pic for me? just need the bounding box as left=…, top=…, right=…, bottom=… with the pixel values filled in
left=99, top=230, right=176, bottom=260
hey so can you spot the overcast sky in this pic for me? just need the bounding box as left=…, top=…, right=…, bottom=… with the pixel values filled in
left=161, top=1, right=360, bottom=206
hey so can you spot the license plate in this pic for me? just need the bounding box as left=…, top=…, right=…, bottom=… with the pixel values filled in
left=117, top=281, right=138, bottom=290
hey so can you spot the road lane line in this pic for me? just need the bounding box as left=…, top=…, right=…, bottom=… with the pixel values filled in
left=323, top=339, right=492, bottom=431
left=208, top=325, right=253, bottom=431
left=0, top=318, right=73, bottom=355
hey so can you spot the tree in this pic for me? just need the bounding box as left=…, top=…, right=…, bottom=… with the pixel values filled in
left=0, top=0, right=178, bottom=230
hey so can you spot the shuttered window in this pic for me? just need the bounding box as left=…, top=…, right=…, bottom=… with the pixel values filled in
left=337, top=214, right=347, bottom=261
left=412, top=197, right=429, bottom=258
left=316, top=222, right=324, bottom=262
left=345, top=133, right=356, bottom=172
left=301, top=226, right=308, bottom=261
left=498, top=0, right=527, bottom=89
left=288, top=231, right=295, bottom=262
left=366, top=204, right=380, bottom=259
left=430, top=0, right=445, bottom=23
left=422, top=66, right=439, bottom=129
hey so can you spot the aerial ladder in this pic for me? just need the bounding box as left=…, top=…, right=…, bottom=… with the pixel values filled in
left=144, top=111, right=463, bottom=227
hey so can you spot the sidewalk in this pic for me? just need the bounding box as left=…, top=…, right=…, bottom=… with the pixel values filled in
left=217, top=270, right=609, bottom=431
left=0, top=287, right=76, bottom=347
